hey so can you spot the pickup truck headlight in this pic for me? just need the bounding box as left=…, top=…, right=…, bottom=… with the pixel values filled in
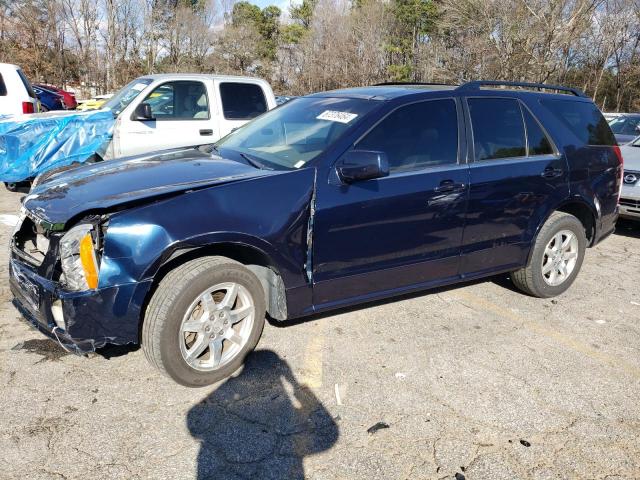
left=60, top=224, right=100, bottom=290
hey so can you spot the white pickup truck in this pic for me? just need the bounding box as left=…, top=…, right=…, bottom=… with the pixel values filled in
left=0, top=73, right=277, bottom=190
left=102, top=73, right=277, bottom=159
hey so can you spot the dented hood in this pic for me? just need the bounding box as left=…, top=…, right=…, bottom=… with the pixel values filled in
left=23, top=147, right=272, bottom=227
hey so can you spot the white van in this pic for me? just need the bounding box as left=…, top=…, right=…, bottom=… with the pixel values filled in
left=0, top=63, right=39, bottom=116
left=102, top=74, right=277, bottom=159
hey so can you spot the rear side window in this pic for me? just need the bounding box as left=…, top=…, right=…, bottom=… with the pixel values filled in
left=356, top=99, right=458, bottom=173
left=541, top=99, right=615, bottom=146
left=0, top=74, right=6, bottom=96
left=523, top=108, right=554, bottom=155
left=469, top=98, right=526, bottom=160
left=220, top=83, right=267, bottom=120
left=16, top=69, right=36, bottom=99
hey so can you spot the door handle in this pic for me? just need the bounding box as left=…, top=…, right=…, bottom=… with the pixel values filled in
left=542, top=166, right=563, bottom=178
left=199, top=129, right=213, bottom=136
left=434, top=180, right=466, bottom=193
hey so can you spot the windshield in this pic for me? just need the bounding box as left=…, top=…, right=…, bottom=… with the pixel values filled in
left=609, top=116, right=640, bottom=135
left=630, top=136, right=640, bottom=146
left=103, top=78, right=153, bottom=115
left=215, top=96, right=380, bottom=169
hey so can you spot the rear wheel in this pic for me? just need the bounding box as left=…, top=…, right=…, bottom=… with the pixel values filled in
left=511, top=212, right=586, bottom=298
left=142, top=256, right=266, bottom=387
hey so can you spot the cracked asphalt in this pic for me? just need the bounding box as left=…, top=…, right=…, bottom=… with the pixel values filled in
left=0, top=186, right=639, bottom=479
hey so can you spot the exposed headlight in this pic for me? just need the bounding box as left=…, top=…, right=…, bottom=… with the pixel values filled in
left=60, top=223, right=100, bottom=290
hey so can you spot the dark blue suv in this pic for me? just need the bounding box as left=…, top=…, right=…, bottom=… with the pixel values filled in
left=10, top=81, right=622, bottom=386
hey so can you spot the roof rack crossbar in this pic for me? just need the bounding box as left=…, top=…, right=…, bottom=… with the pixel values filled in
left=457, top=80, right=587, bottom=97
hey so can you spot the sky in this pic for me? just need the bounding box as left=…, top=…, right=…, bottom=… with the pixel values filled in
left=247, top=0, right=299, bottom=13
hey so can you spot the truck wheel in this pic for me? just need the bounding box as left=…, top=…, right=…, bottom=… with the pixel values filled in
left=142, top=256, right=266, bottom=387
left=511, top=212, right=586, bottom=298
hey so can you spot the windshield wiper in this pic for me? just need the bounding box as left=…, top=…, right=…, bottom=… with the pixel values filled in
left=239, top=152, right=271, bottom=170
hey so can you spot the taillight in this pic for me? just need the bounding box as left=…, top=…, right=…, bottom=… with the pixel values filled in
left=22, top=101, right=35, bottom=114
left=613, top=145, right=624, bottom=203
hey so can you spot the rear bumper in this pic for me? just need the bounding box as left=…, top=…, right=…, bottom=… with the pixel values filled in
left=9, top=258, right=151, bottom=353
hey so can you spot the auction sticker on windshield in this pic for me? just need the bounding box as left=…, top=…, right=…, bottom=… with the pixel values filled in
left=132, top=83, right=148, bottom=91
left=316, top=110, right=358, bottom=124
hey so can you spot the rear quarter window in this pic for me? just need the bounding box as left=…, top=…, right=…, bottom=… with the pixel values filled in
left=0, top=74, right=6, bottom=96
left=541, top=99, right=615, bottom=146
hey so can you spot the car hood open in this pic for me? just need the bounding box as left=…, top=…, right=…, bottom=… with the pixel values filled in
left=23, top=147, right=274, bottom=228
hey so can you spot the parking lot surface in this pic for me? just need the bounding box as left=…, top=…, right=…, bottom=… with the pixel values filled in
left=0, top=187, right=639, bottom=480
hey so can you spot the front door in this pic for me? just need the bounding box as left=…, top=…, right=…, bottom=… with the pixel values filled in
left=118, top=80, right=215, bottom=157
left=312, top=98, right=469, bottom=308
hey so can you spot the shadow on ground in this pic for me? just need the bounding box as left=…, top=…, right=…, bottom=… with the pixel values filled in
left=615, top=218, right=640, bottom=239
left=187, top=350, right=338, bottom=480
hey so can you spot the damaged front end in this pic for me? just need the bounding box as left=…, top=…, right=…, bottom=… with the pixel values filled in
left=9, top=210, right=145, bottom=353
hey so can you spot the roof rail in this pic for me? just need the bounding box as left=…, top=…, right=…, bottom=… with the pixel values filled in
left=374, top=82, right=456, bottom=87
left=457, top=80, right=587, bottom=97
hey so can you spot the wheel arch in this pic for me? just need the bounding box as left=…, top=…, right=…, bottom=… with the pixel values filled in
left=555, top=199, right=597, bottom=245
left=142, top=241, right=289, bottom=327
left=526, top=197, right=597, bottom=265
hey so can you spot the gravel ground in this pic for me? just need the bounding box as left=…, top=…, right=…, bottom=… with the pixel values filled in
left=0, top=186, right=639, bottom=480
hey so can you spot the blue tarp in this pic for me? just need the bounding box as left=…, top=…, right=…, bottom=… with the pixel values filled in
left=0, top=109, right=114, bottom=182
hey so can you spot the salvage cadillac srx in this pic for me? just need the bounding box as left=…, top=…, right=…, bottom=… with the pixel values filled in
left=10, top=81, right=622, bottom=386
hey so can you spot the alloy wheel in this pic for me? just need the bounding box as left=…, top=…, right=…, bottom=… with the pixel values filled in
left=541, top=230, right=579, bottom=286
left=178, top=282, right=255, bottom=372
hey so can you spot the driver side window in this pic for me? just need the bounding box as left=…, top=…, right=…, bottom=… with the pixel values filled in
left=356, top=99, right=459, bottom=173
left=143, top=81, right=209, bottom=120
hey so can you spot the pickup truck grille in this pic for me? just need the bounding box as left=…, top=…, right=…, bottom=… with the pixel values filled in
left=620, top=198, right=640, bottom=209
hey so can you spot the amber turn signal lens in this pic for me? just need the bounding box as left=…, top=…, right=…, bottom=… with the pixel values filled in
left=79, top=233, right=99, bottom=289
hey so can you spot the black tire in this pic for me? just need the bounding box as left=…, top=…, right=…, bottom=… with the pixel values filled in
left=142, top=256, right=266, bottom=387
left=511, top=211, right=587, bottom=298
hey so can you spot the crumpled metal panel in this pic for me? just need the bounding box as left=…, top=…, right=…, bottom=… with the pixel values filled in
left=0, top=109, right=114, bottom=182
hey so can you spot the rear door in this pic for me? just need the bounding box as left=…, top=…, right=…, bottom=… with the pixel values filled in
left=460, top=96, right=568, bottom=276
left=312, top=98, right=469, bottom=307
left=118, top=79, right=216, bottom=156
left=214, top=81, right=270, bottom=138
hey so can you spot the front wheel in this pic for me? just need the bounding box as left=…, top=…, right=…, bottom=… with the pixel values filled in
left=142, top=256, right=266, bottom=387
left=511, top=212, right=587, bottom=298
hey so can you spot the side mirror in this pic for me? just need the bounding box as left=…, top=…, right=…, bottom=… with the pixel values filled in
left=132, top=102, right=154, bottom=121
left=635, top=124, right=640, bottom=133
left=336, top=150, right=389, bottom=183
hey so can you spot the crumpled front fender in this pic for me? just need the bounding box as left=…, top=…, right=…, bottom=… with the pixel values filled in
left=98, top=168, right=316, bottom=292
